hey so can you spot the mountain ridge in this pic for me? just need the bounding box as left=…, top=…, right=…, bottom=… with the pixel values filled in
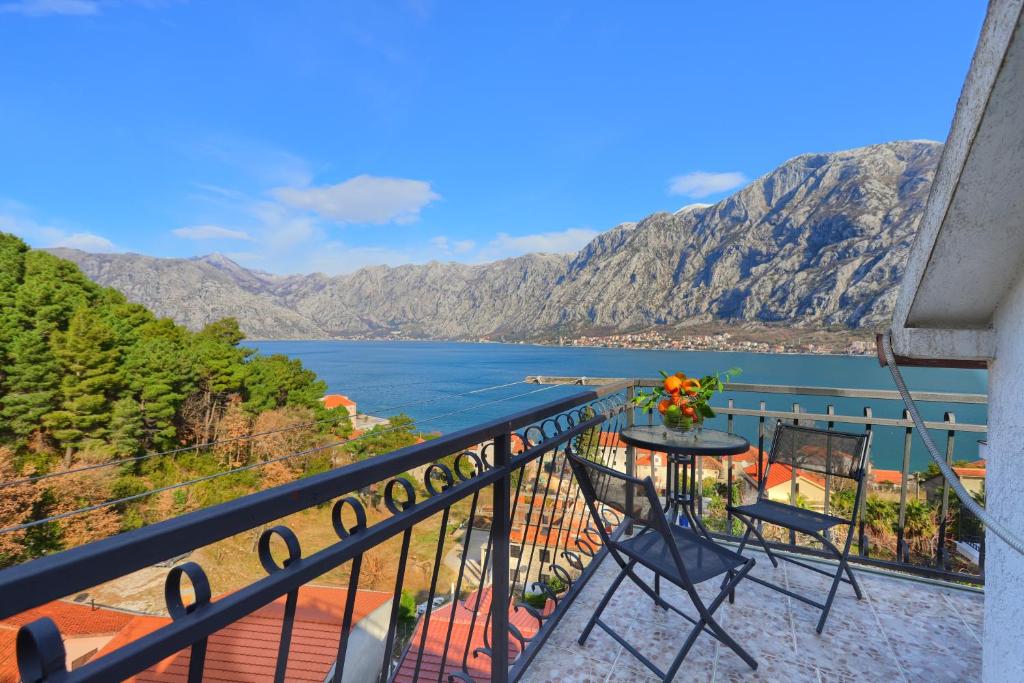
left=49, top=139, right=943, bottom=340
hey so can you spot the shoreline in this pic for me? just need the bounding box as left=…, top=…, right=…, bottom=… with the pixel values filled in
left=248, top=337, right=877, bottom=359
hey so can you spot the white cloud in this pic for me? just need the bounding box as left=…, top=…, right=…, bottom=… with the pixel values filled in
left=273, top=175, right=440, bottom=225
left=0, top=0, right=99, bottom=16
left=430, top=235, right=475, bottom=254
left=485, top=228, right=599, bottom=257
left=668, top=171, right=748, bottom=198
left=52, top=232, right=117, bottom=251
left=0, top=201, right=119, bottom=252
left=172, top=224, right=252, bottom=241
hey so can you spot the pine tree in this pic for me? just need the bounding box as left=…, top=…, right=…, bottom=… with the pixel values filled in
left=109, top=397, right=144, bottom=458
left=46, top=308, right=122, bottom=457
left=0, top=330, right=60, bottom=440
left=14, top=251, right=97, bottom=338
left=0, top=234, right=28, bottom=365
left=244, top=354, right=327, bottom=414
left=124, top=335, right=194, bottom=450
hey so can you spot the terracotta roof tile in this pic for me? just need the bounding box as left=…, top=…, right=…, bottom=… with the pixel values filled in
left=871, top=469, right=904, bottom=485
left=320, top=394, right=356, bottom=410
left=392, top=587, right=547, bottom=683
left=93, top=586, right=390, bottom=683
left=1, top=600, right=138, bottom=683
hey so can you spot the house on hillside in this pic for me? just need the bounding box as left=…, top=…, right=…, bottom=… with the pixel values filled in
left=94, top=586, right=392, bottom=683
left=870, top=469, right=905, bottom=491
left=922, top=460, right=986, bottom=502
left=739, top=460, right=828, bottom=510
left=0, top=600, right=136, bottom=678
left=321, top=394, right=357, bottom=414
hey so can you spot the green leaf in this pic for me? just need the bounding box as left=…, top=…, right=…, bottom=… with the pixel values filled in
left=698, top=403, right=716, bottom=418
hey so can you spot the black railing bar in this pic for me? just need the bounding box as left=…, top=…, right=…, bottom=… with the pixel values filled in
left=515, top=451, right=558, bottom=605
left=715, top=406, right=986, bottom=433
left=31, top=440, right=538, bottom=683
left=508, top=524, right=623, bottom=682
left=707, top=532, right=984, bottom=588
left=436, top=488, right=481, bottom=683
left=0, top=379, right=534, bottom=490
left=379, top=528, right=413, bottom=683
left=0, top=383, right=572, bottom=535
left=526, top=376, right=986, bottom=404
left=0, top=387, right=628, bottom=618
left=410, top=502, right=451, bottom=682
left=509, top=455, right=546, bottom=600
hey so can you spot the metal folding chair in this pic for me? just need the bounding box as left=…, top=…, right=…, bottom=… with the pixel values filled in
left=726, top=422, right=871, bottom=633
left=567, top=451, right=758, bottom=681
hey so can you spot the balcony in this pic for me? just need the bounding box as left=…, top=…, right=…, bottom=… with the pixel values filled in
left=524, top=546, right=983, bottom=682
left=0, top=378, right=987, bottom=682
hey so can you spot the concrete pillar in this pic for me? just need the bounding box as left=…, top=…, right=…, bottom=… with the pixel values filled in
left=984, top=272, right=1024, bottom=682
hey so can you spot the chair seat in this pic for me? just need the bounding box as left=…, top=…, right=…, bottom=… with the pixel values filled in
left=728, top=499, right=848, bottom=535
left=619, top=525, right=747, bottom=585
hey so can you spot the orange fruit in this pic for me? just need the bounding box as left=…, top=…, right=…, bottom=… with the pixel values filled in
left=657, top=399, right=670, bottom=415
left=663, top=376, right=683, bottom=393
left=683, top=378, right=700, bottom=395
left=672, top=394, right=686, bottom=408
left=683, top=406, right=696, bottom=417
left=674, top=371, right=687, bottom=380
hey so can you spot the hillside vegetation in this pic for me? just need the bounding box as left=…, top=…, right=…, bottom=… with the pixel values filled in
left=0, top=233, right=423, bottom=567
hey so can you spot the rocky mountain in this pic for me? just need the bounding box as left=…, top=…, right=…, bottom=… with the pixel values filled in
left=51, top=140, right=942, bottom=340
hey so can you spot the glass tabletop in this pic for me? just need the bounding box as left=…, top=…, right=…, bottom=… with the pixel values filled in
left=619, top=425, right=750, bottom=456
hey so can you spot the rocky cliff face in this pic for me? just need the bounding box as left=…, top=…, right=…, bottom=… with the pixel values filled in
left=51, top=140, right=942, bottom=339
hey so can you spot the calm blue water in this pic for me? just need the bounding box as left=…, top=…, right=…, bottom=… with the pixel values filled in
left=251, top=341, right=988, bottom=473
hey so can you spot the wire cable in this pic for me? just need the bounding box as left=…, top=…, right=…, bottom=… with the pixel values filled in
left=881, top=332, right=1024, bottom=555
left=0, top=380, right=529, bottom=490
left=0, top=382, right=570, bottom=536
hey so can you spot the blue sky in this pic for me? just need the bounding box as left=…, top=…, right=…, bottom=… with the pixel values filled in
left=0, top=1, right=986, bottom=274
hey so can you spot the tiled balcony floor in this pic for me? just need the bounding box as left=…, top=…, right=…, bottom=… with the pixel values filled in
left=522, top=547, right=983, bottom=683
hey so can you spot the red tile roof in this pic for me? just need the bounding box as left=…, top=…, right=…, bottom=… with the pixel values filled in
left=952, top=467, right=986, bottom=478
left=320, top=394, right=356, bottom=410
left=392, top=587, right=548, bottom=683
left=743, top=460, right=825, bottom=490
left=1, top=601, right=136, bottom=683
left=93, top=586, right=390, bottom=683
left=871, top=469, right=904, bottom=486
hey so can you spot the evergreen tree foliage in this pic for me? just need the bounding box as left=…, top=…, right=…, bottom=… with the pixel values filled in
left=108, top=397, right=145, bottom=458
left=46, top=308, right=123, bottom=454
left=0, top=329, right=60, bottom=440
left=0, top=232, right=424, bottom=564
left=124, top=334, right=194, bottom=450
left=0, top=233, right=28, bottom=371
left=244, top=353, right=327, bottom=414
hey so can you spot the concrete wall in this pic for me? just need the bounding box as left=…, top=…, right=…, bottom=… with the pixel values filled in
left=984, top=270, right=1024, bottom=682
left=325, top=598, right=393, bottom=683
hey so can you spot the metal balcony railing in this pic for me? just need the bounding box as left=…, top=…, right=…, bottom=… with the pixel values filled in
left=527, top=376, right=988, bottom=585
left=0, top=376, right=987, bottom=683
left=0, top=381, right=636, bottom=683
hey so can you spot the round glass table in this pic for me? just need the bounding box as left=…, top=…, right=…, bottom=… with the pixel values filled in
left=619, top=425, right=750, bottom=537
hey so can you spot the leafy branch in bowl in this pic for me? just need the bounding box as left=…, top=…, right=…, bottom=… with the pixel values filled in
left=632, top=368, right=741, bottom=431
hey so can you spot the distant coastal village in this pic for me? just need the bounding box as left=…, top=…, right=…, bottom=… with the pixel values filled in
left=327, top=327, right=878, bottom=356
left=551, top=330, right=876, bottom=356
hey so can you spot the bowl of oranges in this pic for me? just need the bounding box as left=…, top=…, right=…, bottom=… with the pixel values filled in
left=631, top=368, right=740, bottom=434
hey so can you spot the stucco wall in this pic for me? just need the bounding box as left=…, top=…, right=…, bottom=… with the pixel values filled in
left=984, top=270, right=1024, bottom=682
left=324, top=598, right=393, bottom=683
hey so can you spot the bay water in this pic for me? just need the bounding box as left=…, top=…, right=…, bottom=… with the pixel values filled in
left=252, top=340, right=988, bottom=473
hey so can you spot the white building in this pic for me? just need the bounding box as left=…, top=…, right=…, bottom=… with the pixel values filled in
left=889, top=1, right=1024, bottom=679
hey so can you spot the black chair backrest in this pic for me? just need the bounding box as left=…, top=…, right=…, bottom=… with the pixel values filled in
left=768, top=423, right=869, bottom=483
left=567, top=451, right=659, bottom=529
